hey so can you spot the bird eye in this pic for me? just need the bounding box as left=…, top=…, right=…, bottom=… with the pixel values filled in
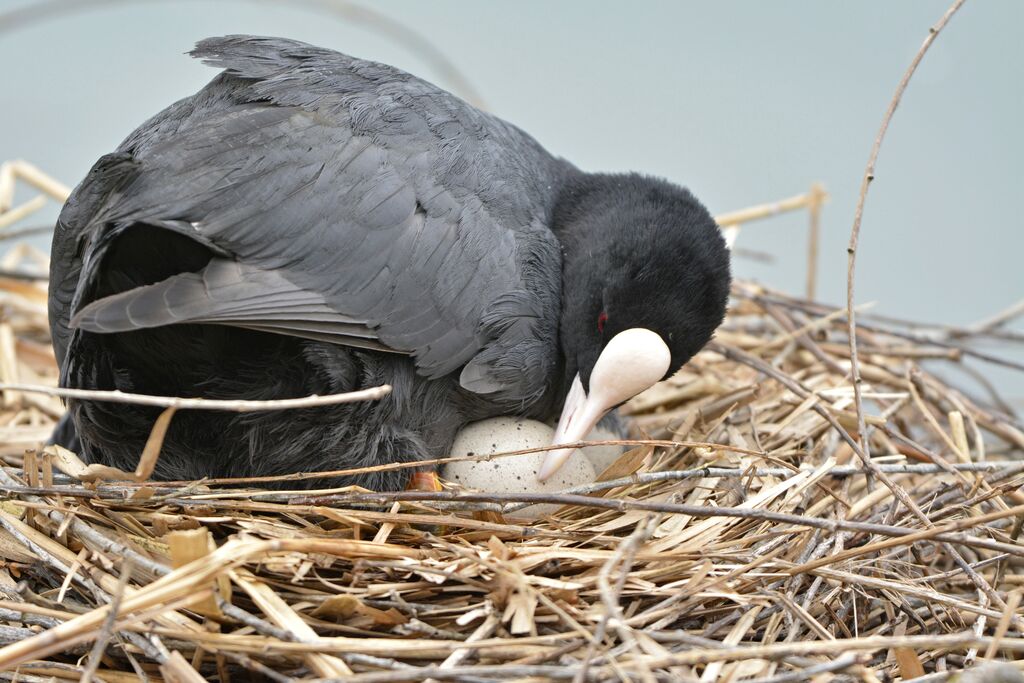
left=597, top=310, right=608, bottom=334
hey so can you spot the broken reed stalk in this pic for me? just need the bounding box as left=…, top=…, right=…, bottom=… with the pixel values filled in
left=805, top=182, right=826, bottom=300
left=713, top=190, right=825, bottom=228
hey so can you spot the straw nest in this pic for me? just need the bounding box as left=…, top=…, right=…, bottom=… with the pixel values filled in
left=0, top=161, right=1022, bottom=683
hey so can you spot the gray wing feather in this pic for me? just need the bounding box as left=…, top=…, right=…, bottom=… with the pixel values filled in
left=56, top=35, right=566, bottom=399
left=72, top=259, right=380, bottom=345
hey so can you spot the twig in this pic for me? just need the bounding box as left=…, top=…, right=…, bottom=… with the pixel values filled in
left=0, top=160, right=71, bottom=201
left=982, top=590, right=1021, bottom=660
left=0, top=267, right=49, bottom=280
left=805, top=183, right=827, bottom=300
left=965, top=299, right=1024, bottom=334
left=80, top=560, right=132, bottom=683
left=739, top=286, right=1024, bottom=374
left=743, top=648, right=865, bottom=682
left=638, top=632, right=1022, bottom=668
left=295, top=489, right=1024, bottom=558
left=0, top=227, right=52, bottom=250
left=501, top=462, right=1024, bottom=513
left=715, top=191, right=820, bottom=227
left=844, top=0, right=967, bottom=481
left=0, top=383, right=391, bottom=411
left=99, top=438, right=765, bottom=488
left=220, top=651, right=297, bottom=683
left=0, top=197, right=46, bottom=231
left=426, top=610, right=500, bottom=681
left=576, top=516, right=656, bottom=683
left=4, top=461, right=1020, bottom=505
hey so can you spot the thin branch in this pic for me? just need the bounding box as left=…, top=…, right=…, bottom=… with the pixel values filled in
left=87, top=438, right=765, bottom=488
left=805, top=183, right=827, bottom=300
left=745, top=649, right=865, bottom=683
left=845, top=0, right=967, bottom=475
left=290, top=490, right=1024, bottom=559
left=0, top=383, right=390, bottom=411
left=965, top=298, right=1024, bottom=334
left=714, top=191, right=820, bottom=227
left=79, top=560, right=132, bottom=683
left=500, top=461, right=1024, bottom=512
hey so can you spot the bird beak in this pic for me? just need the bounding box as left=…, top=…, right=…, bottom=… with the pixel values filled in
left=538, top=328, right=671, bottom=482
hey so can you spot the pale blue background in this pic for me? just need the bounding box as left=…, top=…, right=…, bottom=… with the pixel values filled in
left=1, top=1, right=1020, bottom=404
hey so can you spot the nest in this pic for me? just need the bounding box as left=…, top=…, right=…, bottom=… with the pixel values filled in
left=0, top=162, right=1022, bottom=682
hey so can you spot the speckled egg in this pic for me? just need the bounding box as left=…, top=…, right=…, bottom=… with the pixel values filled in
left=443, top=417, right=597, bottom=518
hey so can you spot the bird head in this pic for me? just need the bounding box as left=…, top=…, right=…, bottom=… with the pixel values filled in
left=539, top=174, right=731, bottom=481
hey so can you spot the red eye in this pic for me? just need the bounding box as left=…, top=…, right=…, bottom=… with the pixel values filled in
left=597, top=311, right=608, bottom=334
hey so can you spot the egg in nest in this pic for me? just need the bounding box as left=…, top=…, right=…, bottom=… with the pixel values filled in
left=443, top=417, right=625, bottom=518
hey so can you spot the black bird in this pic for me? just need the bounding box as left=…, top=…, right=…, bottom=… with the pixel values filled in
left=49, top=36, right=731, bottom=490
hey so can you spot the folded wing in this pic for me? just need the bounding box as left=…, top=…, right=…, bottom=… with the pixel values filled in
left=53, top=35, right=565, bottom=396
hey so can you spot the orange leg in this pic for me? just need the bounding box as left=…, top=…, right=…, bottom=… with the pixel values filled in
left=407, top=470, right=442, bottom=491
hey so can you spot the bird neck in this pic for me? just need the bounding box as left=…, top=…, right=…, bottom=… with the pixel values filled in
left=550, top=173, right=639, bottom=261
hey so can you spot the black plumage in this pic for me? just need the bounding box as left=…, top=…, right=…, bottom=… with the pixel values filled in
left=49, top=36, right=731, bottom=490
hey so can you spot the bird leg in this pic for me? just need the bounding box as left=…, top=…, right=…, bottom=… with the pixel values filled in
left=407, top=470, right=442, bottom=492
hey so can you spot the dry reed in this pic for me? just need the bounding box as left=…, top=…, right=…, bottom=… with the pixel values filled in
left=0, top=158, right=1020, bottom=682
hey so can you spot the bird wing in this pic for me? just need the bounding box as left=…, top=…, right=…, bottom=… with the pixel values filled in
left=53, top=35, right=565, bottom=396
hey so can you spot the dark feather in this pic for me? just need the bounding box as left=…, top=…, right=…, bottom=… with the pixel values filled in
left=56, top=36, right=566, bottom=394
left=49, top=36, right=730, bottom=491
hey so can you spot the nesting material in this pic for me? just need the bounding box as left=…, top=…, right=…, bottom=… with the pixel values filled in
left=0, top=169, right=1023, bottom=681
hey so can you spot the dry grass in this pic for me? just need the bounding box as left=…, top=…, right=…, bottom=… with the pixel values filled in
left=0, top=163, right=1022, bottom=682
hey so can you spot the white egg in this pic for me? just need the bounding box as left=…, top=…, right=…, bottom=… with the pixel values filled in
left=443, top=417, right=597, bottom=518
